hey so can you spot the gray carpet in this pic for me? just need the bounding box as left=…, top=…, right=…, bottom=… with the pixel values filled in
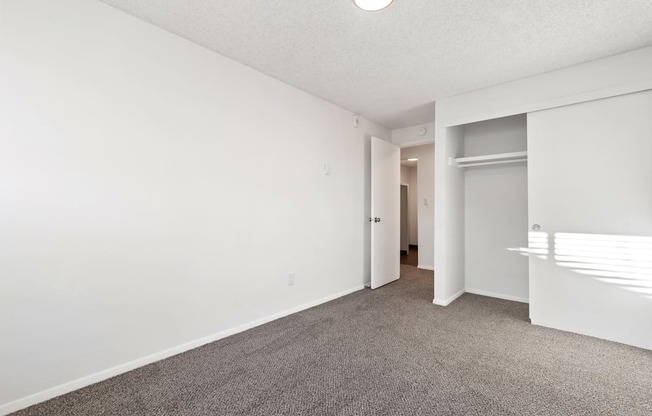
left=14, top=265, right=652, bottom=415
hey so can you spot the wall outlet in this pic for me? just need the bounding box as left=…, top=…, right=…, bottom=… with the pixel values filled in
left=288, top=273, right=295, bottom=286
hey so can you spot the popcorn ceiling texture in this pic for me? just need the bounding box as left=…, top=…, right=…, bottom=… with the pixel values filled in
left=98, top=0, right=652, bottom=129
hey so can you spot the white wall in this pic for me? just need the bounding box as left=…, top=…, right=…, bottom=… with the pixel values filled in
left=400, top=144, right=434, bottom=269
left=434, top=126, right=465, bottom=304
left=400, top=185, right=409, bottom=252
left=400, top=165, right=411, bottom=184
left=399, top=165, right=410, bottom=251
left=435, top=46, right=652, bottom=306
left=464, top=115, right=528, bottom=302
left=437, top=47, right=652, bottom=126
left=0, top=0, right=390, bottom=411
left=392, top=121, right=435, bottom=147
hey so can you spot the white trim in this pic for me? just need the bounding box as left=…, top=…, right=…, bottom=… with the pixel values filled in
left=443, top=81, right=652, bottom=128
left=417, top=265, right=434, bottom=271
left=0, top=285, right=365, bottom=416
left=465, top=288, right=529, bottom=304
left=398, top=138, right=434, bottom=148
left=432, top=288, right=465, bottom=306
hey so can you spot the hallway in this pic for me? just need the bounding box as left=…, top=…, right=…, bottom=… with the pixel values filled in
left=400, top=244, right=418, bottom=267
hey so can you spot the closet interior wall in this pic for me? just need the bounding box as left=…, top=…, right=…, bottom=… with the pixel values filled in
left=463, top=115, right=529, bottom=302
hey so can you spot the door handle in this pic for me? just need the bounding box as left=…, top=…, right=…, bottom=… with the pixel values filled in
left=374, top=217, right=381, bottom=223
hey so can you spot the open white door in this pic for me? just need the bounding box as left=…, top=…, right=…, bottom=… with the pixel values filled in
left=371, top=136, right=400, bottom=289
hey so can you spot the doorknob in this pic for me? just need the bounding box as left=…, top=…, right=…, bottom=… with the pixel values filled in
left=374, top=217, right=381, bottom=223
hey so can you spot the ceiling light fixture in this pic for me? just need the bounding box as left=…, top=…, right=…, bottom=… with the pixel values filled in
left=353, top=0, right=394, bottom=12
left=407, top=158, right=418, bottom=161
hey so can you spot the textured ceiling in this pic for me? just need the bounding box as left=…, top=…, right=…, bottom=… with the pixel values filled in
left=99, top=0, right=652, bottom=129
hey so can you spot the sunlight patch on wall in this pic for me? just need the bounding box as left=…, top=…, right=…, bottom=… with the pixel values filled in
left=554, top=232, right=652, bottom=299
left=507, top=231, right=548, bottom=259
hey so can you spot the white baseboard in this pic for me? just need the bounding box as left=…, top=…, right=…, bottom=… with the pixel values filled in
left=0, top=285, right=365, bottom=416
left=432, top=288, right=465, bottom=306
left=465, top=288, right=529, bottom=304
left=417, top=265, right=434, bottom=271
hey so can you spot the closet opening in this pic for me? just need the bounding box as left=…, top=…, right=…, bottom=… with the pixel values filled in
left=455, top=114, right=530, bottom=304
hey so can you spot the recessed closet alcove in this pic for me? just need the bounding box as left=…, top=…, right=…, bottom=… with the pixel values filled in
left=455, top=115, right=529, bottom=303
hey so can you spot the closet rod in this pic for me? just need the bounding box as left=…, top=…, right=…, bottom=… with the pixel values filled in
left=457, top=158, right=527, bottom=168
left=453, top=150, right=527, bottom=168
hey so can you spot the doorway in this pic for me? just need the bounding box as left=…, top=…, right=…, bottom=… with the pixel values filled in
left=367, top=138, right=434, bottom=290
left=400, top=157, right=418, bottom=266
left=396, top=142, right=434, bottom=272
left=400, top=184, right=409, bottom=255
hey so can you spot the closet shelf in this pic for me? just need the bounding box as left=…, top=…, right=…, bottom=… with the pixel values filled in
left=453, top=151, right=527, bottom=168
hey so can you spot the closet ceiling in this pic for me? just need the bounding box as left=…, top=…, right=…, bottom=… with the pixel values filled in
left=99, top=0, right=652, bottom=129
